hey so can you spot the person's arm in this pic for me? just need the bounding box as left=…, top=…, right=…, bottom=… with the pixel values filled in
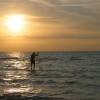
left=35, top=52, right=39, bottom=56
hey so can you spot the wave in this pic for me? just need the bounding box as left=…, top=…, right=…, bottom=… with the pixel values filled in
left=65, top=80, right=77, bottom=84
left=0, top=94, right=64, bottom=100
left=38, top=57, right=63, bottom=62
left=0, top=57, right=19, bottom=60
left=70, top=56, right=83, bottom=60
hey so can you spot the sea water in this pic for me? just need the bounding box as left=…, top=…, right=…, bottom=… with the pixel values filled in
left=0, top=52, right=100, bottom=100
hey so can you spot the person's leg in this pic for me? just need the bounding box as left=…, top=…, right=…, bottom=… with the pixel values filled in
left=33, top=61, right=35, bottom=70
left=31, top=62, right=32, bottom=71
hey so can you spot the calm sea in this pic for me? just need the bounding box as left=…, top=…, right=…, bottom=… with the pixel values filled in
left=0, top=52, right=100, bottom=100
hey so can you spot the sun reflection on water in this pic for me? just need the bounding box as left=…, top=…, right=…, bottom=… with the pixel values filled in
left=1, top=52, right=43, bottom=96
left=4, top=87, right=42, bottom=95
left=8, top=52, right=22, bottom=58
left=5, top=88, right=30, bottom=93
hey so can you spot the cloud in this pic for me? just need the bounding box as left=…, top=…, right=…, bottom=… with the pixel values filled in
left=0, top=0, right=100, bottom=43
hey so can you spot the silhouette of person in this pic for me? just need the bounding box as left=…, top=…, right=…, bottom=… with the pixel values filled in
left=30, top=52, right=39, bottom=71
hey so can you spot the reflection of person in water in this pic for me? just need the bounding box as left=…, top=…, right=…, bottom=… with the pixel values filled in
left=30, top=52, right=39, bottom=71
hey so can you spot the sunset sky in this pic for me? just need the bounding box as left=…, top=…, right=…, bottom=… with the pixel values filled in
left=0, top=0, right=100, bottom=51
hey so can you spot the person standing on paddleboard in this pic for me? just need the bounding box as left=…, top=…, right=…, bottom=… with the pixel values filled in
left=30, top=52, right=39, bottom=71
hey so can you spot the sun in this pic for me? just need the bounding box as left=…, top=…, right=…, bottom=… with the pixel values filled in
left=4, top=15, right=25, bottom=35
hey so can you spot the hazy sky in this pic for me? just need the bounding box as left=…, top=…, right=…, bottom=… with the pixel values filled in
left=0, top=0, right=100, bottom=51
